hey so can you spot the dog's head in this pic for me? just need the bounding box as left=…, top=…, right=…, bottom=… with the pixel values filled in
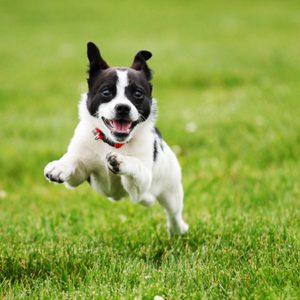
left=86, top=42, right=153, bottom=143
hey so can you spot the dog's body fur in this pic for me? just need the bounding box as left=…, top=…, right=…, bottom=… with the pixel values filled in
left=44, top=43, right=188, bottom=235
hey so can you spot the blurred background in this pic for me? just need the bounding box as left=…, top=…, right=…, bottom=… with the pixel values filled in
left=1, top=0, right=299, bottom=187
left=0, top=0, right=300, bottom=298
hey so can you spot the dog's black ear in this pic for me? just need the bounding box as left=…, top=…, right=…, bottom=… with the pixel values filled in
left=131, top=50, right=152, bottom=80
left=87, top=42, right=109, bottom=77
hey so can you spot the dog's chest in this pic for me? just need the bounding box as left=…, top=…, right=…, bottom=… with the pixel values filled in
left=84, top=144, right=121, bottom=198
left=82, top=121, right=154, bottom=200
left=88, top=159, right=127, bottom=200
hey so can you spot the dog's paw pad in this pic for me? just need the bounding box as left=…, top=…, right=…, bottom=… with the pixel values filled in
left=44, top=161, right=74, bottom=184
left=106, top=153, right=123, bottom=174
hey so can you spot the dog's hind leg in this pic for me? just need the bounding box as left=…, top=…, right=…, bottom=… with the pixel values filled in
left=158, top=184, right=189, bottom=236
left=139, top=192, right=156, bottom=207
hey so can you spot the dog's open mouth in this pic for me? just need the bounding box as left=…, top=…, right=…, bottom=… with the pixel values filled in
left=102, top=117, right=138, bottom=139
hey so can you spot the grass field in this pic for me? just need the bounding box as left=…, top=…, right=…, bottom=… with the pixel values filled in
left=1, top=0, right=300, bottom=298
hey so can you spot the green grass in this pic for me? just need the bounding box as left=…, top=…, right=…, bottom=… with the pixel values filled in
left=1, top=0, right=300, bottom=298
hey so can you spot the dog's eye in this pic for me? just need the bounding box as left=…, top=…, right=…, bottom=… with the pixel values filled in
left=133, top=90, right=144, bottom=99
left=100, top=89, right=112, bottom=97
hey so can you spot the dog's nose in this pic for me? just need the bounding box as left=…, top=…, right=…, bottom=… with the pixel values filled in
left=115, top=104, right=131, bottom=115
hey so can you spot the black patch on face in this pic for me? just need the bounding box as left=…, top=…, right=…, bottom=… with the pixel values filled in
left=125, top=69, right=153, bottom=121
left=87, top=69, right=118, bottom=116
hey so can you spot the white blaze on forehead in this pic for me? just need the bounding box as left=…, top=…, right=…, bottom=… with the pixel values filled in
left=116, top=70, right=128, bottom=96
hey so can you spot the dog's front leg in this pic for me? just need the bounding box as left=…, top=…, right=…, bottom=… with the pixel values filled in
left=44, top=153, right=89, bottom=188
left=106, top=152, right=152, bottom=203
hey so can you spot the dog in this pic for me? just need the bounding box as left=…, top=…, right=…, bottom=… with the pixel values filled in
left=44, top=42, right=188, bottom=235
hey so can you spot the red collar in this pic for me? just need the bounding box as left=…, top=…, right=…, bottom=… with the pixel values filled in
left=93, top=128, right=125, bottom=149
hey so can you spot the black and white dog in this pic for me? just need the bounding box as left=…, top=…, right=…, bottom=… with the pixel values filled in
left=44, top=42, right=188, bottom=235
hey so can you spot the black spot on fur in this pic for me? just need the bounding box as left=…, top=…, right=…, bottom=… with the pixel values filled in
left=153, top=127, right=164, bottom=151
left=154, top=127, right=162, bottom=139
left=87, top=176, right=91, bottom=184
left=153, top=139, right=158, bottom=162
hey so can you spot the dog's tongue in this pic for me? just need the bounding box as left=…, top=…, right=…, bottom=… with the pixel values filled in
left=111, top=120, right=131, bottom=133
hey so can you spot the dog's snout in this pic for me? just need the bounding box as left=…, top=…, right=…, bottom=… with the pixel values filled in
left=115, top=104, right=131, bottom=115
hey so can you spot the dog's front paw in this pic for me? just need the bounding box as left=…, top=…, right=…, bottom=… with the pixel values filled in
left=44, top=160, right=75, bottom=183
left=106, top=152, right=125, bottom=175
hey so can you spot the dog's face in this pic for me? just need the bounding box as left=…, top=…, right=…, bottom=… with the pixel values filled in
left=86, top=42, right=153, bottom=143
